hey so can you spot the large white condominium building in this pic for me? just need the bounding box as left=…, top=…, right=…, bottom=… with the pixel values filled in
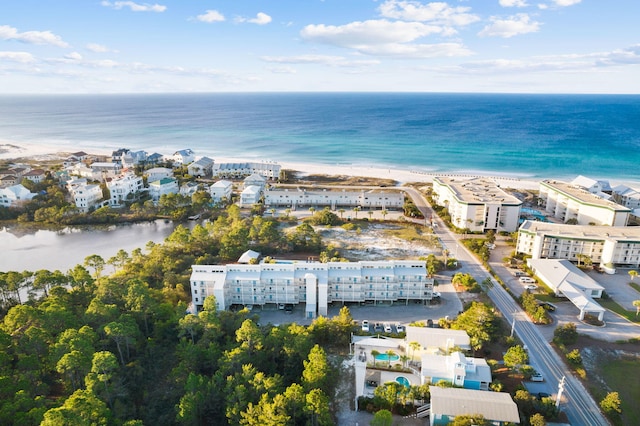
left=263, top=188, right=404, bottom=210
left=517, top=220, right=640, bottom=272
left=190, top=260, right=434, bottom=319
left=539, top=180, right=630, bottom=226
left=212, top=162, right=281, bottom=179
left=431, top=177, right=522, bottom=233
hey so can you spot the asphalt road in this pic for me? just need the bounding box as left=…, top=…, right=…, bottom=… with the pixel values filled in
left=407, top=189, right=610, bottom=426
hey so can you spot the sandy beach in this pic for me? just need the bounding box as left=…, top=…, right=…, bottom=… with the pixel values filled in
left=1, top=141, right=546, bottom=190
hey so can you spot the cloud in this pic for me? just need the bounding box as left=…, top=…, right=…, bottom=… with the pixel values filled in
left=478, top=14, right=541, bottom=38
left=266, top=66, right=297, bottom=74
left=196, top=10, right=225, bottom=23
left=0, top=51, right=35, bottom=63
left=86, top=43, right=117, bottom=53
left=64, top=52, right=83, bottom=60
left=552, top=0, right=581, bottom=6
left=236, top=12, right=272, bottom=25
left=261, top=54, right=380, bottom=68
left=0, top=25, right=69, bottom=47
left=101, top=1, right=166, bottom=12
left=499, top=0, right=529, bottom=7
left=378, top=0, right=480, bottom=26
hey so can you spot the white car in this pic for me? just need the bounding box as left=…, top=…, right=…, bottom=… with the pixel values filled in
left=396, top=324, right=405, bottom=333
left=361, top=320, right=370, bottom=332
left=524, top=284, right=538, bottom=291
left=519, top=276, right=536, bottom=284
left=384, top=323, right=392, bottom=333
left=531, top=372, right=544, bottom=382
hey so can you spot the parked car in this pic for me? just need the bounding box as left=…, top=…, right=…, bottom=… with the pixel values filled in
left=519, top=276, right=536, bottom=284
left=536, top=392, right=551, bottom=400
left=396, top=324, right=405, bottom=333
left=432, top=291, right=441, bottom=298
left=278, top=303, right=285, bottom=310
left=361, top=320, right=370, bottom=332
left=531, top=372, right=544, bottom=382
left=384, top=323, right=392, bottom=333
left=284, top=304, right=293, bottom=313
left=524, top=284, right=538, bottom=291
left=374, top=323, right=383, bottom=333
left=538, top=301, right=557, bottom=311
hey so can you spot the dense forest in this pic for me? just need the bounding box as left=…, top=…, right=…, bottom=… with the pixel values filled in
left=0, top=205, right=351, bottom=425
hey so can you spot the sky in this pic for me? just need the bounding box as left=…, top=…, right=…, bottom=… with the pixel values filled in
left=0, top=0, right=639, bottom=94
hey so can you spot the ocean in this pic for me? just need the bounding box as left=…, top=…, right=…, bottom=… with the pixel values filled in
left=0, top=92, right=639, bottom=183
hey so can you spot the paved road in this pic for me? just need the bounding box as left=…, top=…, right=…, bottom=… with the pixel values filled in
left=406, top=189, right=610, bottom=426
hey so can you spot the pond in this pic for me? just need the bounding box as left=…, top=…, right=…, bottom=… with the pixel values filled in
left=0, top=220, right=189, bottom=273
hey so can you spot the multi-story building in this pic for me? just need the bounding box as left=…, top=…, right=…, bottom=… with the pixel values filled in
left=538, top=180, right=630, bottom=226
left=209, top=180, right=233, bottom=204
left=517, top=220, right=640, bottom=271
left=431, top=177, right=522, bottom=232
left=148, top=177, right=179, bottom=202
left=0, top=184, right=36, bottom=207
left=239, top=185, right=262, bottom=207
left=107, top=172, right=144, bottom=206
left=612, top=184, right=640, bottom=211
left=189, top=260, right=434, bottom=318
left=145, top=167, right=174, bottom=183
left=212, top=162, right=281, bottom=180
left=264, top=187, right=404, bottom=210
left=67, top=179, right=106, bottom=212
left=187, top=156, right=215, bottom=177
left=171, top=149, right=195, bottom=166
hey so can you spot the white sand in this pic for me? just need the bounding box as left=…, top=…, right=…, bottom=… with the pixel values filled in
left=0, top=140, right=577, bottom=191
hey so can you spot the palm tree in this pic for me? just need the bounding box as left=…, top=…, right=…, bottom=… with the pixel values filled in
left=400, top=354, right=410, bottom=369
left=309, top=206, right=316, bottom=216
left=409, top=341, right=420, bottom=362
left=629, top=270, right=638, bottom=281
left=353, top=206, right=361, bottom=219
left=338, top=208, right=345, bottom=219
left=386, top=350, right=396, bottom=368
left=284, top=208, right=291, bottom=219
left=633, top=300, right=640, bottom=316
left=269, top=208, right=276, bottom=217
left=368, top=211, right=373, bottom=221
left=371, top=350, right=380, bottom=367
left=381, top=209, right=388, bottom=221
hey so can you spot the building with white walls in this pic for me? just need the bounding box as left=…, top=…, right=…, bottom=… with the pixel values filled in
left=212, top=162, right=281, bottom=179
left=67, top=179, right=106, bottom=212
left=145, top=167, right=173, bottom=183
left=107, top=172, right=144, bottom=206
left=171, top=149, right=195, bottom=166
left=239, top=185, right=262, bottom=207
left=612, top=184, right=640, bottom=211
left=539, top=180, right=630, bottom=226
left=209, top=180, right=233, bottom=204
left=189, top=260, right=434, bottom=319
left=148, top=177, right=179, bottom=202
left=187, top=156, right=214, bottom=177
left=264, top=187, right=404, bottom=210
left=517, top=220, right=640, bottom=271
left=431, top=177, right=522, bottom=232
left=0, top=184, right=36, bottom=207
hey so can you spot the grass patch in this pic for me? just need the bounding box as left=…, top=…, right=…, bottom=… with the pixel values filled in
left=381, top=225, right=440, bottom=246
left=591, top=356, right=640, bottom=426
left=598, top=299, right=640, bottom=323
left=629, top=282, right=640, bottom=293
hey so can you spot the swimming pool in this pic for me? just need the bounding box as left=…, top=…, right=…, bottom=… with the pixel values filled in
left=520, top=207, right=548, bottom=222
left=396, top=376, right=410, bottom=387
left=375, top=353, right=400, bottom=362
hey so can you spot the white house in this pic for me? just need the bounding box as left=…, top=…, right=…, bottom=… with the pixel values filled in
left=23, top=169, right=46, bottom=184
left=209, top=180, right=233, bottom=204
left=264, top=187, right=404, bottom=210
left=180, top=182, right=200, bottom=197
left=171, top=149, right=195, bottom=166
left=145, top=167, right=174, bottom=183
left=570, top=175, right=612, bottom=196
left=243, top=173, right=267, bottom=190
left=405, top=327, right=471, bottom=355
left=0, top=184, right=36, bottom=207
left=527, top=258, right=605, bottom=321
left=420, top=351, right=492, bottom=390
left=121, top=150, right=147, bottom=168
left=539, top=180, right=630, bottom=226
left=107, top=172, right=144, bottom=206
left=189, top=260, right=434, bottom=319
left=212, top=162, right=281, bottom=180
left=149, top=177, right=179, bottom=202
left=239, top=185, right=262, bottom=207
left=612, top=184, right=640, bottom=211
left=187, top=156, right=215, bottom=177
left=70, top=183, right=106, bottom=212
left=516, top=220, right=640, bottom=270
left=432, top=177, right=522, bottom=232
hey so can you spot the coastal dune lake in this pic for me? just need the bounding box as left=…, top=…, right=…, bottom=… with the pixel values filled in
left=0, top=220, right=184, bottom=273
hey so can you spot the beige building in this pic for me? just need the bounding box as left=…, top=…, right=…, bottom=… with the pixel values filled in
left=264, top=187, right=404, bottom=210
left=431, top=177, right=522, bottom=232
left=539, top=180, right=630, bottom=226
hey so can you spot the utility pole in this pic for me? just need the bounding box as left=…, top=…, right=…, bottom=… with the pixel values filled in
left=510, top=311, right=517, bottom=338
left=556, top=376, right=566, bottom=409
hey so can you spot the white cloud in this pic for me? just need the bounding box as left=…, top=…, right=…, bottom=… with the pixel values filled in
left=0, top=25, right=69, bottom=47
left=86, top=43, right=116, bottom=53
left=378, top=0, right=480, bottom=26
left=266, top=66, right=297, bottom=74
left=101, top=1, right=166, bottom=12
left=236, top=12, right=272, bottom=25
left=552, top=0, right=581, bottom=6
left=64, top=52, right=83, bottom=60
left=499, top=0, right=529, bottom=7
left=478, top=14, right=541, bottom=38
left=261, top=54, right=381, bottom=67
left=0, top=51, right=35, bottom=63
left=196, top=10, right=225, bottom=23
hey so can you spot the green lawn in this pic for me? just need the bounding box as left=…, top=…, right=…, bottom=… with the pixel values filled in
left=598, top=299, right=640, bottom=324
left=591, top=356, right=640, bottom=426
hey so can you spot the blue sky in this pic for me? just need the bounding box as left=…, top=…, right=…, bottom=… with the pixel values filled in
left=0, top=0, right=638, bottom=93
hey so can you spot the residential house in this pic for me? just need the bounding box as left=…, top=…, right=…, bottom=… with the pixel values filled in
left=0, top=184, right=37, bottom=207
left=69, top=151, right=89, bottom=161
left=420, top=351, right=492, bottom=390
left=107, top=172, right=143, bottom=206
left=0, top=175, right=17, bottom=188
left=538, top=179, right=630, bottom=226
left=171, top=149, right=195, bottom=166
left=432, top=177, right=522, bottom=232
left=429, top=387, right=520, bottom=426
left=264, top=187, right=404, bottom=210
left=121, top=150, right=147, bottom=168
left=612, top=184, right=640, bottom=211
left=243, top=173, right=267, bottom=189
left=23, top=169, right=46, bottom=184
left=145, top=167, right=174, bottom=183
left=239, top=185, right=262, bottom=207
left=111, top=148, right=130, bottom=164
left=187, top=156, right=215, bottom=177
left=527, top=258, right=605, bottom=321
left=211, top=161, right=281, bottom=180
left=405, top=327, right=471, bottom=356
left=209, top=180, right=233, bottom=204
left=69, top=182, right=106, bottom=212
left=571, top=175, right=612, bottom=196
left=149, top=177, right=179, bottom=202
left=180, top=181, right=200, bottom=197
left=145, top=152, right=164, bottom=166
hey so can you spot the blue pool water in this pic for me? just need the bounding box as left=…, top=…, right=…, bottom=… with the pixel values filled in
left=396, top=377, right=410, bottom=387
left=520, top=207, right=548, bottom=222
left=375, top=353, right=400, bottom=362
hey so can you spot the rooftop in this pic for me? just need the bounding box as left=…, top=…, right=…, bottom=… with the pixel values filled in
left=541, top=180, right=630, bottom=211
left=519, top=220, right=640, bottom=241
left=434, top=176, right=522, bottom=205
left=430, top=387, right=520, bottom=423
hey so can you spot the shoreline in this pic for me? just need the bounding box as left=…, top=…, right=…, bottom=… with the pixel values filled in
left=2, top=141, right=637, bottom=192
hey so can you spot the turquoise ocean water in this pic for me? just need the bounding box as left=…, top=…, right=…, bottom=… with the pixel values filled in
left=0, top=93, right=638, bottom=182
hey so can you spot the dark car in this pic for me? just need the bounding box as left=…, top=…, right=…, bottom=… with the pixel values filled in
left=284, top=304, right=293, bottom=313
left=374, top=323, right=383, bottom=333
left=536, top=392, right=551, bottom=400
left=538, top=301, right=557, bottom=311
